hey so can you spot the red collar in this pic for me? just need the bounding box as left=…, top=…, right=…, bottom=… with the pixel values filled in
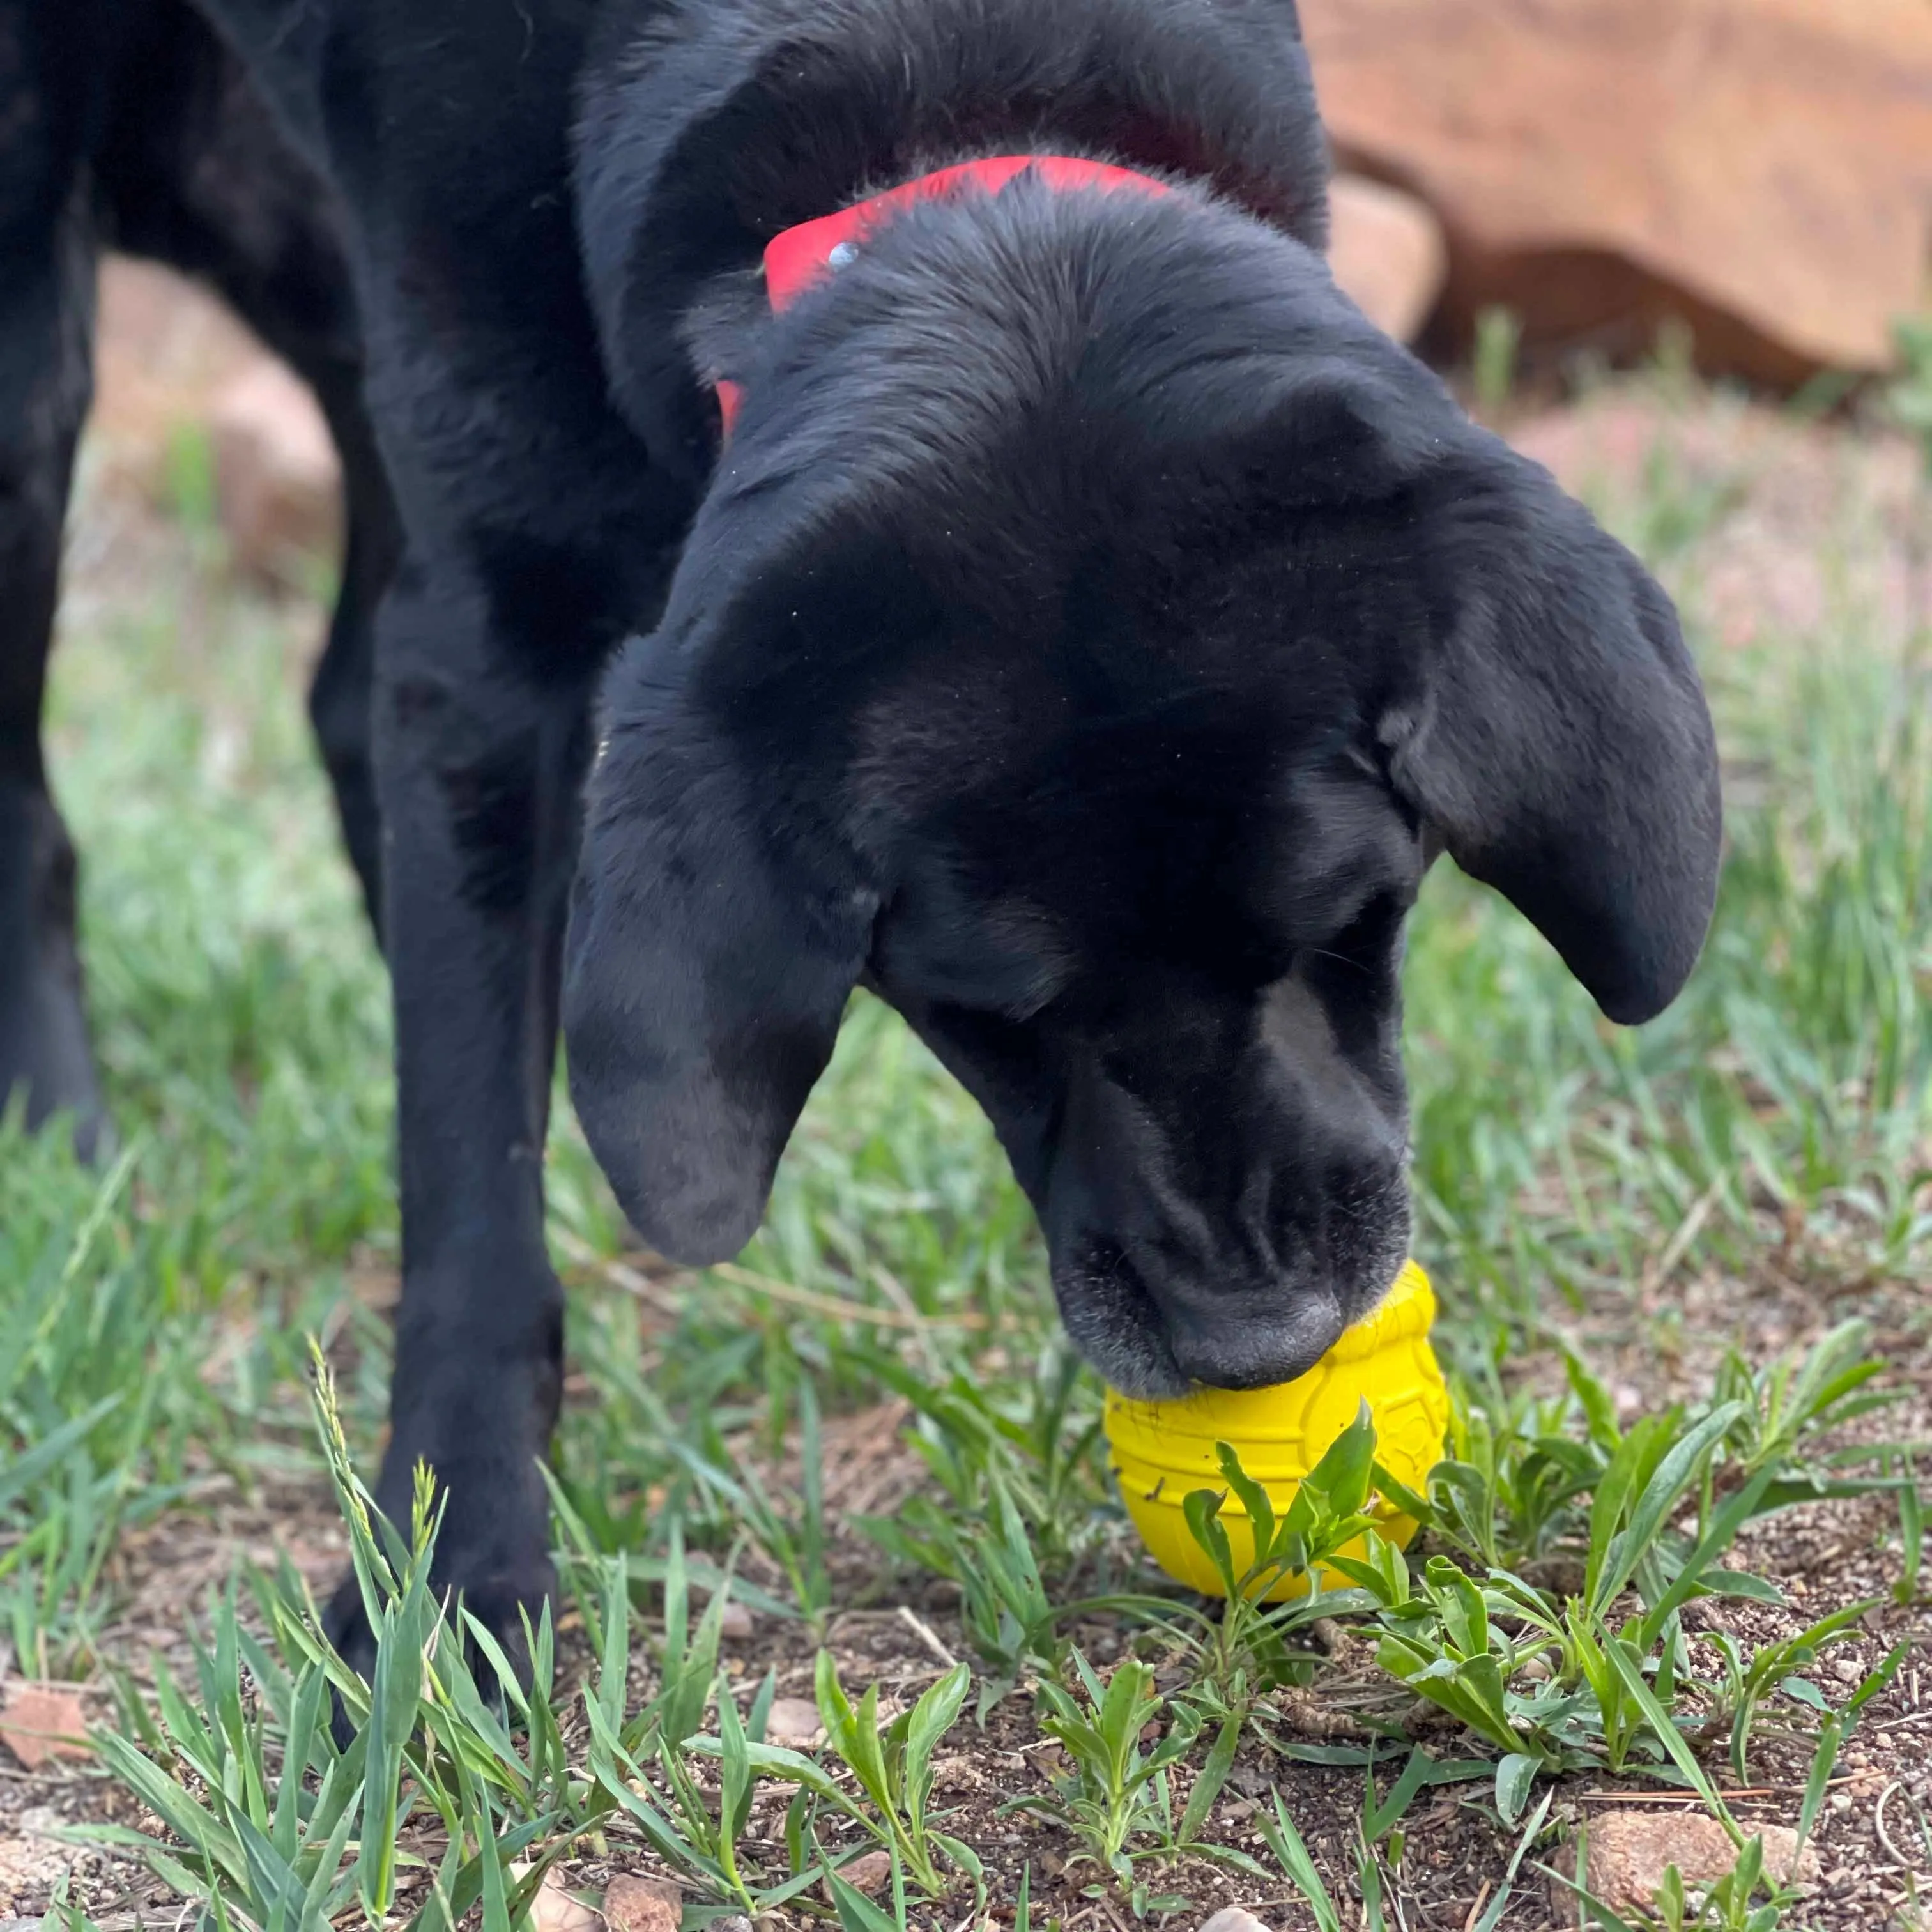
left=715, top=154, right=1171, bottom=438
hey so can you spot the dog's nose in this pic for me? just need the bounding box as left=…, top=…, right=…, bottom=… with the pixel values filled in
left=1164, top=1289, right=1347, bottom=1391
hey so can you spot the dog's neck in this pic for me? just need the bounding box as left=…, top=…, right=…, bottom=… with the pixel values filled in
left=574, top=0, right=1331, bottom=479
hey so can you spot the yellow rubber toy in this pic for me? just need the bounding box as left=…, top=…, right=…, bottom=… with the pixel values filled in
left=1104, top=1259, right=1449, bottom=1600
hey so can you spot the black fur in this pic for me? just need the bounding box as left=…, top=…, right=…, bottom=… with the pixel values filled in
left=0, top=0, right=399, bottom=1159
left=0, top=0, right=1721, bottom=1671
left=575, top=0, right=1328, bottom=473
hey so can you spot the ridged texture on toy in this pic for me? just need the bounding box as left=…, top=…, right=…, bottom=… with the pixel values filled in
left=1104, top=1260, right=1449, bottom=1601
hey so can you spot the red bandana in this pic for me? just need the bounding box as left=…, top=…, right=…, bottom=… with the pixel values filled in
left=714, top=154, right=1172, bottom=438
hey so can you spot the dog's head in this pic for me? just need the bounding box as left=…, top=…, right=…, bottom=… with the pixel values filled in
left=564, top=185, right=1721, bottom=1394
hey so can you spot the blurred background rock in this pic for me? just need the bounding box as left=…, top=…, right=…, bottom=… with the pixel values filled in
left=1305, top=0, right=1932, bottom=385
left=92, top=260, right=339, bottom=589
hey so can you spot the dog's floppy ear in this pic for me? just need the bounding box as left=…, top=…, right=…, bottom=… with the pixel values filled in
left=1384, top=441, right=1722, bottom=1025
left=563, top=690, right=878, bottom=1264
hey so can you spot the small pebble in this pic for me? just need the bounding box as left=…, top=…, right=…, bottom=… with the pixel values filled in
left=602, top=1874, right=681, bottom=1932
left=823, top=1850, right=893, bottom=1899
left=522, top=1872, right=598, bottom=1932
left=765, top=1697, right=825, bottom=1749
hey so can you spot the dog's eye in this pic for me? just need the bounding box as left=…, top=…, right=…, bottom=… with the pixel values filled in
left=1324, top=888, right=1409, bottom=968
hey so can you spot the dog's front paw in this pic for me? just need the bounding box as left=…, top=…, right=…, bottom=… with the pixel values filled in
left=322, top=1402, right=557, bottom=1725
left=322, top=1520, right=556, bottom=1685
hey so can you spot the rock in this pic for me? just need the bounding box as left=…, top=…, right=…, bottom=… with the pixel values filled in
left=764, top=1697, right=824, bottom=1749
left=0, top=1682, right=91, bottom=1770
left=1300, top=0, right=1932, bottom=378
left=929, top=1753, right=986, bottom=1793
left=1328, top=174, right=1446, bottom=344
left=1579, top=1813, right=1817, bottom=1915
left=601, top=1874, right=681, bottom=1932
left=90, top=257, right=264, bottom=503
left=89, top=256, right=346, bottom=571
left=822, top=1850, right=893, bottom=1900
left=516, top=1869, right=599, bottom=1932
left=210, top=356, right=342, bottom=583
left=717, top=1600, right=754, bottom=1642
left=1198, top=1912, right=1273, bottom=1932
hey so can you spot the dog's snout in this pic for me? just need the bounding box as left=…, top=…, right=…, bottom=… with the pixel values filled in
left=1034, top=957, right=1416, bottom=1400
left=1162, top=1284, right=1347, bottom=1390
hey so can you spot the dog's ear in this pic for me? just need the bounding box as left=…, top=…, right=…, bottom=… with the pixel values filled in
left=1384, top=441, right=1722, bottom=1025
left=563, top=694, right=878, bottom=1265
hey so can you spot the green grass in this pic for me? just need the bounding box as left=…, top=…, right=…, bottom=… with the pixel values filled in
left=6, top=379, right=1931, bottom=1928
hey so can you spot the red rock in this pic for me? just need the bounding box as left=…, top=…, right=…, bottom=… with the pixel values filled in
left=210, top=356, right=342, bottom=583
left=822, top=1850, right=893, bottom=1900
left=89, top=258, right=262, bottom=505
left=1301, top=0, right=1932, bottom=377
left=601, top=1874, right=681, bottom=1932
left=1579, top=1813, right=1816, bottom=1915
left=0, top=1683, right=91, bottom=1771
left=1328, top=174, right=1446, bottom=344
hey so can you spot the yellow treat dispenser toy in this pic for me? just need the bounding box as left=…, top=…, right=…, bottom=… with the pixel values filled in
left=1104, top=1259, right=1449, bottom=1599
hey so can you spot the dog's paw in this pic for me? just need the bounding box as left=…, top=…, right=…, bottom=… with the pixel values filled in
left=321, top=1436, right=556, bottom=1740
left=321, top=1548, right=557, bottom=1675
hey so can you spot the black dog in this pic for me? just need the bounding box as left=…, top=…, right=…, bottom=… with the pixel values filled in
left=0, top=0, right=1721, bottom=1671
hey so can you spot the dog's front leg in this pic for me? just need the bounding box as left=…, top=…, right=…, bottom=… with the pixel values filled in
left=324, top=553, right=594, bottom=1682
